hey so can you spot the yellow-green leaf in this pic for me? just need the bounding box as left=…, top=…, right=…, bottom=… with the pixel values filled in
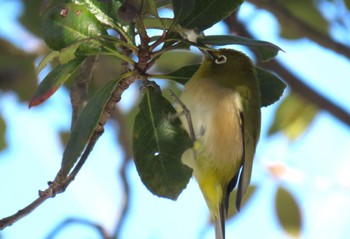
left=268, top=93, right=318, bottom=140
left=275, top=187, right=302, bottom=237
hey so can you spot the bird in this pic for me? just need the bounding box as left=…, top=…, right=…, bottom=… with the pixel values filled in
left=177, top=48, right=261, bottom=239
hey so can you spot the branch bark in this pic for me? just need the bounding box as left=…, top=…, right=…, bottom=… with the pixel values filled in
left=246, top=0, right=350, bottom=60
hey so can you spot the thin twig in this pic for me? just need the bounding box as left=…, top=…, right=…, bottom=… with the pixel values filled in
left=0, top=74, right=138, bottom=230
left=0, top=197, right=46, bottom=229
left=46, top=218, right=111, bottom=239
left=111, top=108, right=132, bottom=239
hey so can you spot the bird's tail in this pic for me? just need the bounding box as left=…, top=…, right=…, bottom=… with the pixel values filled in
left=214, top=200, right=226, bottom=239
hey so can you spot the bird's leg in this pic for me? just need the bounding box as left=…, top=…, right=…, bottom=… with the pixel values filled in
left=167, top=89, right=197, bottom=142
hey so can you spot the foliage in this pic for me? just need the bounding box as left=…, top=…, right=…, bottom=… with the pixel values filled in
left=29, top=0, right=283, bottom=203
left=2, top=0, right=350, bottom=237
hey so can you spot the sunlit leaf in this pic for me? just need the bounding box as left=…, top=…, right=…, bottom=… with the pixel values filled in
left=60, top=76, right=123, bottom=176
left=173, top=0, right=243, bottom=31
left=255, top=67, right=286, bottom=107
left=42, top=3, right=110, bottom=52
left=74, top=0, right=123, bottom=25
left=133, top=87, right=192, bottom=200
left=36, top=51, right=60, bottom=75
left=275, top=187, right=302, bottom=237
left=198, top=35, right=283, bottom=61
left=268, top=93, right=318, bottom=140
left=29, top=58, right=84, bottom=107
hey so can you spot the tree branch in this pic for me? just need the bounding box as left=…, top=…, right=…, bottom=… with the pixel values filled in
left=224, top=14, right=350, bottom=127
left=246, top=0, right=350, bottom=60
left=0, top=73, right=138, bottom=230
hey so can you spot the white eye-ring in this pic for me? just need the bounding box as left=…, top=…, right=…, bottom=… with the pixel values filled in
left=215, top=55, right=227, bottom=64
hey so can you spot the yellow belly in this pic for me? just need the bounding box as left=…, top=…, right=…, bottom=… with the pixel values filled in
left=178, top=76, right=244, bottom=217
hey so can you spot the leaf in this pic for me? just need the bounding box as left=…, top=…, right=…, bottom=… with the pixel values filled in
left=275, top=187, right=302, bottom=237
left=42, top=3, right=110, bottom=52
left=60, top=76, right=122, bottom=176
left=0, top=39, right=38, bottom=102
left=154, top=64, right=200, bottom=85
left=255, top=67, right=286, bottom=107
left=74, top=0, right=123, bottom=25
left=143, top=17, right=174, bottom=30
left=156, top=64, right=286, bottom=108
left=0, top=116, right=6, bottom=152
left=268, top=93, right=318, bottom=140
left=226, top=185, right=257, bottom=219
left=36, top=51, right=60, bottom=75
left=276, top=0, right=328, bottom=39
left=133, top=87, right=192, bottom=200
left=198, top=35, right=283, bottom=61
left=172, top=0, right=196, bottom=26
left=19, top=0, right=47, bottom=36
left=152, top=50, right=202, bottom=74
left=75, top=0, right=135, bottom=44
left=29, top=58, right=84, bottom=107
left=345, top=0, right=350, bottom=10
left=173, top=0, right=243, bottom=31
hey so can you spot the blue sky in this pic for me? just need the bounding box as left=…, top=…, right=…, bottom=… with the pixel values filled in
left=1, top=1, right=350, bottom=239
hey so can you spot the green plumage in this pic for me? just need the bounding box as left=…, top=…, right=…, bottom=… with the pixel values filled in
left=178, top=49, right=261, bottom=239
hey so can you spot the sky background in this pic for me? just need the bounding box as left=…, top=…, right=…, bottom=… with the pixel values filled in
left=1, top=1, right=350, bottom=239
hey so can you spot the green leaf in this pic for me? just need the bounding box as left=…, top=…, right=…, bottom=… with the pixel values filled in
left=36, top=51, right=60, bottom=75
left=73, top=0, right=123, bottom=26
left=29, top=58, right=84, bottom=107
left=152, top=50, right=202, bottom=74
left=172, top=0, right=196, bottom=26
left=143, top=17, right=174, bottom=30
left=153, top=64, right=200, bottom=85
left=255, top=67, right=286, bottom=107
left=345, top=0, right=350, bottom=10
left=73, top=0, right=134, bottom=43
left=275, top=187, right=302, bottom=237
left=173, top=0, right=243, bottom=31
left=156, top=64, right=286, bottom=108
left=42, top=3, right=110, bottom=52
left=133, top=87, right=192, bottom=200
left=19, top=0, right=49, bottom=37
left=198, top=35, right=283, bottom=61
left=0, top=116, right=6, bottom=152
left=0, top=39, right=38, bottom=102
left=276, top=0, right=328, bottom=39
left=268, top=93, right=318, bottom=140
left=60, top=76, right=123, bottom=176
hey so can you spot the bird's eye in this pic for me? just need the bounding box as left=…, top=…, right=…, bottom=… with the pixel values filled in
left=215, top=55, right=227, bottom=65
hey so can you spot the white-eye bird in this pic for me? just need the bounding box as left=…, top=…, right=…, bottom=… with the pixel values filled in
left=178, top=49, right=261, bottom=239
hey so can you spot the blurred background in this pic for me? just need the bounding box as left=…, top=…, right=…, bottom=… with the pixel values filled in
left=0, top=0, right=350, bottom=238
